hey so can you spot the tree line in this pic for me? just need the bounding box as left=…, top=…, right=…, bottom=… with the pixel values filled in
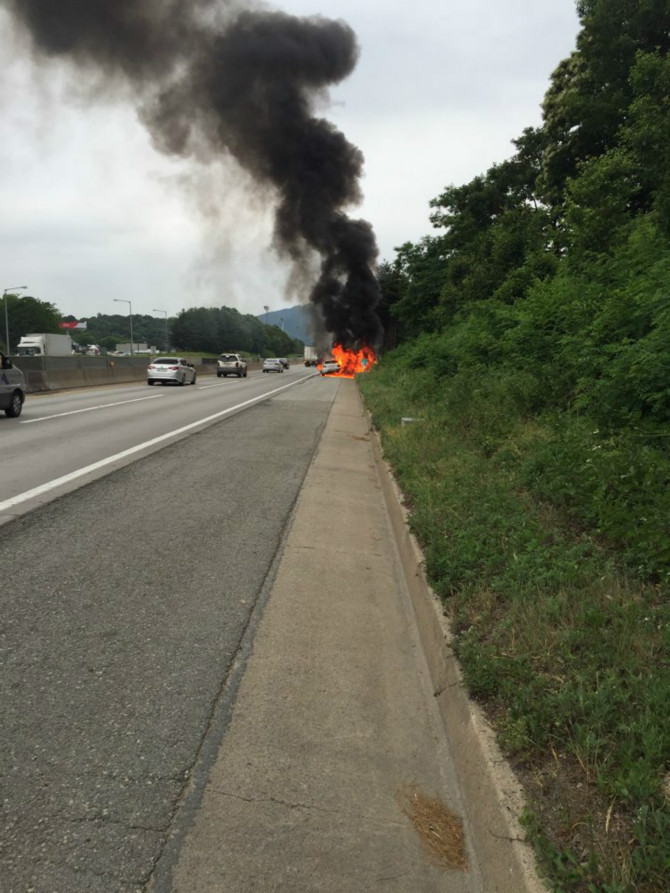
left=67, top=306, right=301, bottom=355
left=3, top=302, right=303, bottom=356
left=170, top=305, right=302, bottom=356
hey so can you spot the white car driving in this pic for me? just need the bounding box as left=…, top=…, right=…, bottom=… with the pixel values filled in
left=262, top=358, right=284, bottom=373
left=147, top=357, right=197, bottom=386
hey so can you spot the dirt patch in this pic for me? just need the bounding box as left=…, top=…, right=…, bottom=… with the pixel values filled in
left=515, top=752, right=634, bottom=891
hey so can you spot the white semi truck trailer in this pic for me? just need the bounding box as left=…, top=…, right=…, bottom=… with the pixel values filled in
left=16, top=333, right=73, bottom=357
left=304, top=346, right=318, bottom=366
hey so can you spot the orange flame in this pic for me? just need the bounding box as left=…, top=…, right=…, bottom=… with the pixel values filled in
left=317, top=343, right=377, bottom=379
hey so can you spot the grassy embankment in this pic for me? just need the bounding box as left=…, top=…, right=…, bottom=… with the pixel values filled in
left=359, top=355, right=669, bottom=893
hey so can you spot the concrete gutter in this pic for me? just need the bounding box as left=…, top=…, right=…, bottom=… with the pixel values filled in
left=365, top=389, right=546, bottom=892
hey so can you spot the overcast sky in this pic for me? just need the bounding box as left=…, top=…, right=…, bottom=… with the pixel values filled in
left=0, top=1, right=579, bottom=322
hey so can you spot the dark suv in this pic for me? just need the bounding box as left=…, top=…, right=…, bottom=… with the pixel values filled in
left=0, top=354, right=26, bottom=417
left=216, top=354, right=248, bottom=378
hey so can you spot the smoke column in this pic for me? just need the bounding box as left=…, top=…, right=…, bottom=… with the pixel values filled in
left=3, top=0, right=383, bottom=349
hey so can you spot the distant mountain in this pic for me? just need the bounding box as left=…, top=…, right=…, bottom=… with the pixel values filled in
left=257, top=305, right=312, bottom=345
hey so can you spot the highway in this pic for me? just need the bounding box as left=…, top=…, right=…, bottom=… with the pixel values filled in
left=0, top=365, right=317, bottom=524
left=0, top=369, right=341, bottom=892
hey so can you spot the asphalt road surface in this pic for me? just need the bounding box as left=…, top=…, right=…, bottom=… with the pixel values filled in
left=0, top=365, right=316, bottom=524
left=1, top=376, right=339, bottom=892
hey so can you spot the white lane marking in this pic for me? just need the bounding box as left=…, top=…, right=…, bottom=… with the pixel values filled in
left=0, top=376, right=309, bottom=512
left=21, top=394, right=165, bottom=424
left=197, top=381, right=235, bottom=390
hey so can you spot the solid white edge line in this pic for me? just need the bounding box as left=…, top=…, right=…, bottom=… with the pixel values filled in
left=21, top=394, right=165, bottom=424
left=0, top=376, right=312, bottom=513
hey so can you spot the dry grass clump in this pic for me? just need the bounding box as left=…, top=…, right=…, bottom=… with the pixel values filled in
left=397, top=786, right=468, bottom=872
left=662, top=772, right=670, bottom=805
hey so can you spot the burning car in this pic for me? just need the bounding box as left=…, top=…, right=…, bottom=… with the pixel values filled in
left=320, top=359, right=341, bottom=376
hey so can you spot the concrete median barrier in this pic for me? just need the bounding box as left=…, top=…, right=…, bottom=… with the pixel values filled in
left=21, top=368, right=48, bottom=392
left=109, top=361, right=145, bottom=384
left=38, top=367, right=88, bottom=391
left=82, top=359, right=116, bottom=388
left=18, top=355, right=262, bottom=393
left=18, top=356, right=224, bottom=392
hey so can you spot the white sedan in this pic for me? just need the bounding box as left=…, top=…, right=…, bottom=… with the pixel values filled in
left=320, top=359, right=341, bottom=376
left=147, top=357, right=197, bottom=386
left=262, top=358, right=284, bottom=373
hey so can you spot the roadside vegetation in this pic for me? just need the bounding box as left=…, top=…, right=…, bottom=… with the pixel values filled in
left=362, top=2, right=670, bottom=890
left=360, top=360, right=668, bottom=892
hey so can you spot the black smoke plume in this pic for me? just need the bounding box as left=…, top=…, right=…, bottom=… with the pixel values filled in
left=3, top=0, right=383, bottom=349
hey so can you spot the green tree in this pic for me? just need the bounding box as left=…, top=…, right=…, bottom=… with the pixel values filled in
left=3, top=294, right=62, bottom=352
left=98, top=335, right=122, bottom=351
left=624, top=50, right=670, bottom=230
left=389, top=237, right=448, bottom=338
left=376, top=261, right=405, bottom=351
left=68, top=313, right=175, bottom=351
left=427, top=140, right=553, bottom=322
left=170, top=306, right=302, bottom=355
left=539, top=0, right=670, bottom=209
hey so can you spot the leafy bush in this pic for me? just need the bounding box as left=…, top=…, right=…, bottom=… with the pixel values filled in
left=521, top=419, right=670, bottom=579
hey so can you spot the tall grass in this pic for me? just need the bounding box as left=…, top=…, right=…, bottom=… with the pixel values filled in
left=359, top=355, right=670, bottom=892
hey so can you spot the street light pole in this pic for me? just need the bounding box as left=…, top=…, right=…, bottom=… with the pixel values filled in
left=3, top=286, right=27, bottom=355
left=113, top=299, right=134, bottom=355
left=153, top=309, right=169, bottom=352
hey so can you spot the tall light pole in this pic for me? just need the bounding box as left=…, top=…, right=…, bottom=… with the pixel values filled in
left=113, top=298, right=134, bottom=355
left=3, top=286, right=27, bottom=355
left=153, top=309, right=169, bottom=353
left=263, top=305, right=269, bottom=325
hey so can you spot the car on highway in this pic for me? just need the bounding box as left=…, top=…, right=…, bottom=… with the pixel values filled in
left=147, top=357, right=197, bottom=386
left=0, top=354, right=26, bottom=417
left=320, top=359, right=341, bottom=376
left=278, top=357, right=290, bottom=369
left=262, top=358, right=284, bottom=373
left=216, top=353, right=248, bottom=378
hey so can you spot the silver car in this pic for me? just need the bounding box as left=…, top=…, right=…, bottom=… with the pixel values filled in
left=262, top=358, right=284, bottom=373
left=0, top=355, right=26, bottom=417
left=147, top=357, right=197, bottom=386
left=216, top=353, right=248, bottom=378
